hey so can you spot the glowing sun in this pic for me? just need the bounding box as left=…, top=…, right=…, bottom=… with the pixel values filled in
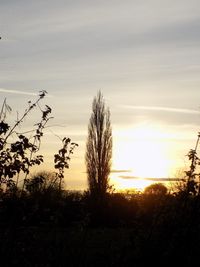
left=111, top=123, right=172, bottom=191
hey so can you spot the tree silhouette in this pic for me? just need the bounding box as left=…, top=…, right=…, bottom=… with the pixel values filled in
left=85, top=91, right=112, bottom=197
left=144, top=183, right=168, bottom=195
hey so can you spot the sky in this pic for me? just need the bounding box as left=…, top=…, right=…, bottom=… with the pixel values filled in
left=1, top=0, right=200, bottom=190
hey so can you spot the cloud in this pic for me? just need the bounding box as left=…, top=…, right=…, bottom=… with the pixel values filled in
left=119, top=175, right=182, bottom=182
left=0, top=88, right=37, bottom=96
left=120, top=105, right=200, bottom=115
left=0, top=88, right=53, bottom=98
left=111, top=169, right=131, bottom=173
left=145, top=177, right=183, bottom=182
left=119, top=176, right=140, bottom=180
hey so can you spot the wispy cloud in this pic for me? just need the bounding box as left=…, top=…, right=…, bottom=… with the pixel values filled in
left=145, top=177, right=183, bottom=182
left=0, top=88, right=37, bottom=96
left=0, top=88, right=53, bottom=98
left=119, top=176, right=140, bottom=180
left=119, top=176, right=182, bottom=182
left=120, top=105, right=200, bottom=115
left=111, top=169, right=131, bottom=173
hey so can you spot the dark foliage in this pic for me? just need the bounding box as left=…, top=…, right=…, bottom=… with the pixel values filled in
left=1, top=189, right=200, bottom=266
left=54, top=138, right=78, bottom=191
left=0, top=91, right=52, bottom=189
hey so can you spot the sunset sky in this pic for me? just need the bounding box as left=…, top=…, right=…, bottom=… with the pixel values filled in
left=1, top=0, right=200, bottom=190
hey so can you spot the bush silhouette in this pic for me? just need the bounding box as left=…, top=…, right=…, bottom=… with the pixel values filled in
left=144, top=183, right=168, bottom=195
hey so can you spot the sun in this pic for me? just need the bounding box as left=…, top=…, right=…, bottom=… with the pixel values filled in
left=111, top=123, right=173, bottom=191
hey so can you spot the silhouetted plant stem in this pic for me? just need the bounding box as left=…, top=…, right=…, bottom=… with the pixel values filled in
left=21, top=103, right=53, bottom=192
left=185, top=132, right=200, bottom=195
left=0, top=98, right=8, bottom=121
left=0, top=90, right=53, bottom=190
left=54, top=137, right=78, bottom=192
left=189, top=134, right=200, bottom=177
left=4, top=91, right=47, bottom=146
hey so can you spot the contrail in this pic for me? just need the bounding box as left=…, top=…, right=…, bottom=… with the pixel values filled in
left=0, top=88, right=37, bottom=96
left=121, top=105, right=200, bottom=115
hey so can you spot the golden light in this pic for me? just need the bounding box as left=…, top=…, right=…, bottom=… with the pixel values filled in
left=111, top=123, right=174, bottom=191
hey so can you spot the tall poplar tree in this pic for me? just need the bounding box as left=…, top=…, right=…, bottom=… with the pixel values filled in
left=85, top=91, right=112, bottom=196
